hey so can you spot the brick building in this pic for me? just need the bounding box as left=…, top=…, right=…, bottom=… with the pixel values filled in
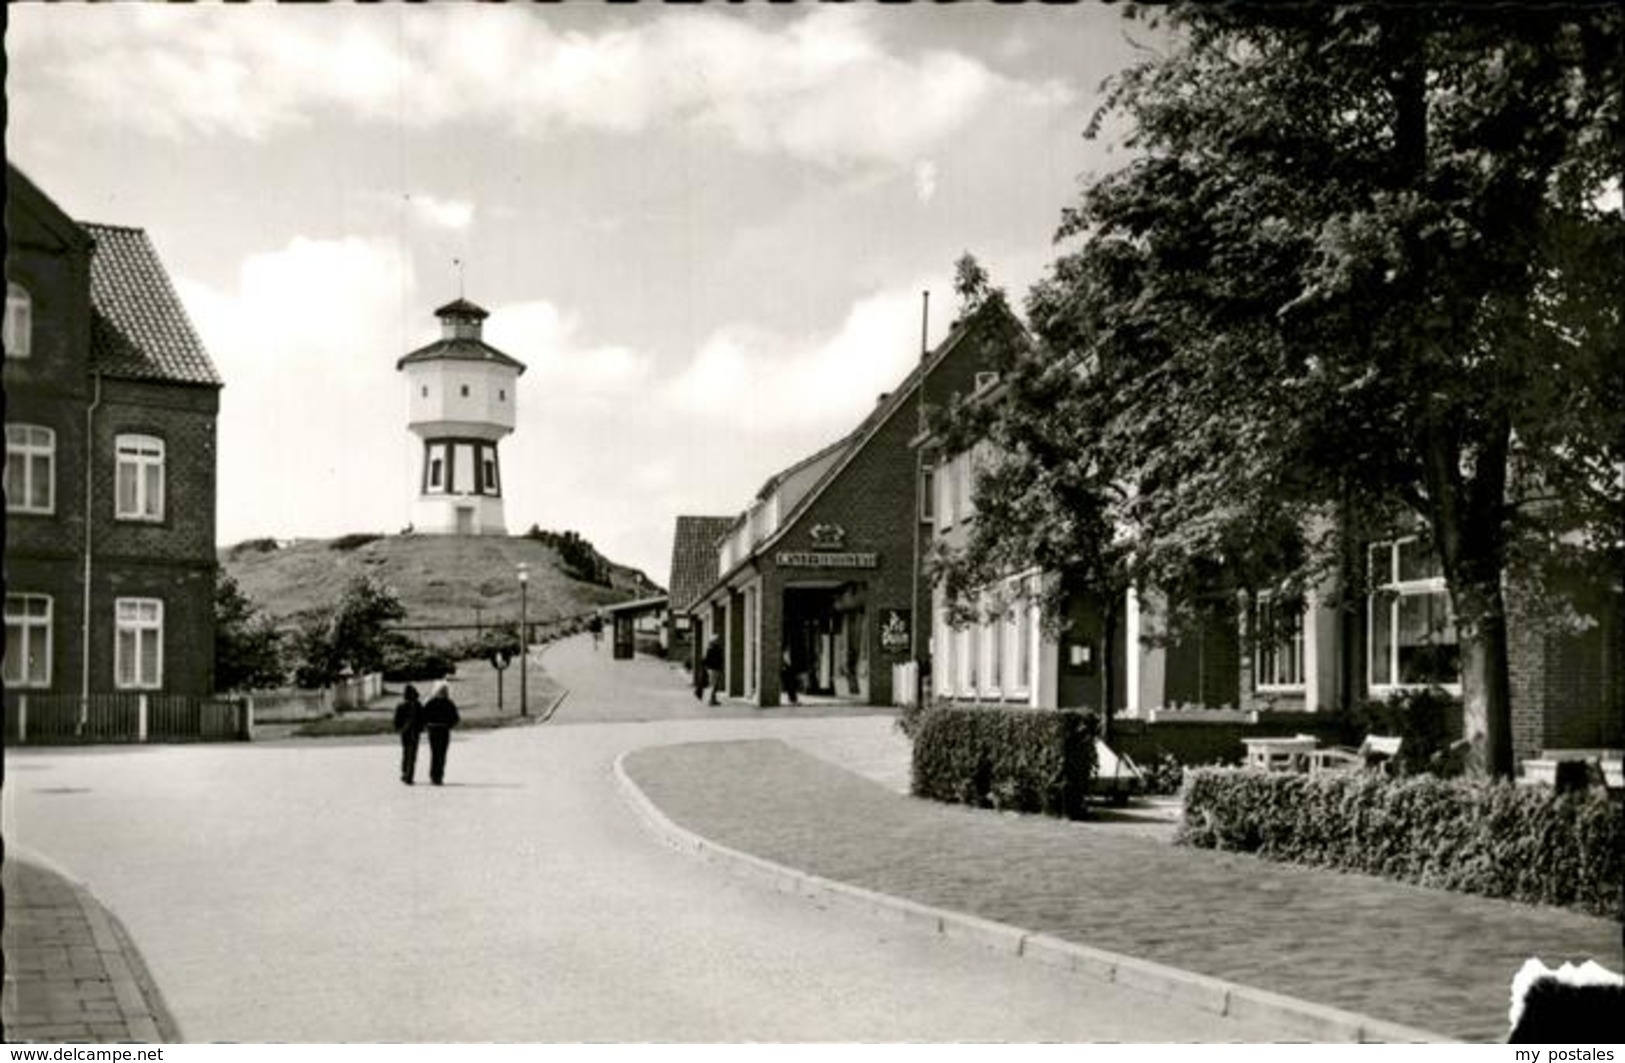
left=684, top=299, right=1021, bottom=708
left=5, top=165, right=222, bottom=714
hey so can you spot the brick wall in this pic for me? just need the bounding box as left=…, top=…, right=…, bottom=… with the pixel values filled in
left=93, top=379, right=219, bottom=564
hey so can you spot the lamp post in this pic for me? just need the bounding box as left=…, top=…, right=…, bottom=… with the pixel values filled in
left=518, top=563, right=530, bottom=717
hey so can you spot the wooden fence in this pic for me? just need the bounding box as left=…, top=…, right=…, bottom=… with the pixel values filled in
left=4, top=692, right=250, bottom=745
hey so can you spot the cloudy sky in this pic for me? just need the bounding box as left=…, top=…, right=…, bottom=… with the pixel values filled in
left=7, top=4, right=1158, bottom=582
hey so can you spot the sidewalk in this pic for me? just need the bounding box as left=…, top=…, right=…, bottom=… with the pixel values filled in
left=619, top=737, right=1623, bottom=1043
left=2, top=856, right=175, bottom=1043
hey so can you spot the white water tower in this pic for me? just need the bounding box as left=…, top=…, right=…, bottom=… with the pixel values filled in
left=397, top=298, right=526, bottom=536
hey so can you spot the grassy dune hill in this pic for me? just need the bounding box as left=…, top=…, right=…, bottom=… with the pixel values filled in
left=221, top=533, right=659, bottom=641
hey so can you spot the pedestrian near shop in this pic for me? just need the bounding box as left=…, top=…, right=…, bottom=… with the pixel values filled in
left=393, top=684, right=425, bottom=785
left=702, top=635, right=724, bottom=706
left=422, top=681, right=461, bottom=786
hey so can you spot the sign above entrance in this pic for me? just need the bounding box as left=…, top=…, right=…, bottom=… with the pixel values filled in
left=776, top=551, right=878, bottom=569
left=809, top=523, right=847, bottom=550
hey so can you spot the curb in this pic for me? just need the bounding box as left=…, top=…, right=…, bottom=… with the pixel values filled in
left=611, top=750, right=1452, bottom=1045
left=6, top=844, right=183, bottom=1043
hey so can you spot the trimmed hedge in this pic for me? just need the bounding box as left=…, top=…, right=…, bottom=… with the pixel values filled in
left=911, top=706, right=1098, bottom=820
left=1180, top=769, right=1624, bottom=919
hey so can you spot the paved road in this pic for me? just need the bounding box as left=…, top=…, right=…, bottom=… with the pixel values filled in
left=2, top=637, right=1294, bottom=1042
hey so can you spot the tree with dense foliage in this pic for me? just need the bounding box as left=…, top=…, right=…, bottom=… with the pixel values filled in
left=944, top=5, right=1622, bottom=776
left=214, top=571, right=286, bottom=692
left=291, top=573, right=408, bottom=688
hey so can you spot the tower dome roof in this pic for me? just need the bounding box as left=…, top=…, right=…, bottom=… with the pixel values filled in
left=434, top=298, right=490, bottom=321
left=397, top=297, right=526, bottom=373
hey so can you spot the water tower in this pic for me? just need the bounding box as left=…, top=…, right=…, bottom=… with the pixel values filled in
left=397, top=298, right=526, bottom=536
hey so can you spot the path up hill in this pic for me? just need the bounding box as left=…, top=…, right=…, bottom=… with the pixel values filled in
left=220, top=533, right=661, bottom=642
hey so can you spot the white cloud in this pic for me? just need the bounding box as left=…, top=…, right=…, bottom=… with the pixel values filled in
left=483, top=301, right=650, bottom=397
left=914, top=160, right=939, bottom=205
left=179, top=236, right=418, bottom=544
left=10, top=5, right=1070, bottom=168
left=664, top=284, right=940, bottom=438
left=407, top=195, right=475, bottom=232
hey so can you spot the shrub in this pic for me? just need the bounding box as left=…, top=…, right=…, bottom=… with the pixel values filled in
left=381, top=639, right=458, bottom=683
left=330, top=532, right=384, bottom=552
left=911, top=706, right=1098, bottom=820
left=1179, top=768, right=1624, bottom=919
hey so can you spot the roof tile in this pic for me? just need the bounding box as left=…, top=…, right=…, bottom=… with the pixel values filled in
left=668, top=516, right=735, bottom=613
left=83, top=223, right=221, bottom=386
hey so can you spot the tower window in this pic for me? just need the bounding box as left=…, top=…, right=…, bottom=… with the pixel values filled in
left=460, top=384, right=470, bottom=397
left=426, top=442, right=448, bottom=493
left=499, top=389, right=506, bottom=402
left=421, top=386, right=428, bottom=398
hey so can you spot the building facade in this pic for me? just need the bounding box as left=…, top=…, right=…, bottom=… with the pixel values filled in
left=924, top=372, right=1623, bottom=769
left=5, top=165, right=222, bottom=708
left=397, top=298, right=525, bottom=536
left=684, top=299, right=1021, bottom=708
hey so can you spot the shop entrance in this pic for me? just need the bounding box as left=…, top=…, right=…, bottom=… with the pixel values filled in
left=782, top=582, right=869, bottom=701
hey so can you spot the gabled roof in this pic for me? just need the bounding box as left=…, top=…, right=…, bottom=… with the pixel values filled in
left=691, top=297, right=1029, bottom=604
left=6, top=165, right=95, bottom=252
left=753, top=432, right=853, bottom=502
left=668, top=515, right=736, bottom=613
left=83, top=223, right=222, bottom=387
left=755, top=298, right=1027, bottom=559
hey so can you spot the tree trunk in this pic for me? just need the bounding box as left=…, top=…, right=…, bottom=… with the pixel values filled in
left=1452, top=580, right=1516, bottom=777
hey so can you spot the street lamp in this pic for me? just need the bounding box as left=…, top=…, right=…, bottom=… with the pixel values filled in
left=517, top=562, right=530, bottom=717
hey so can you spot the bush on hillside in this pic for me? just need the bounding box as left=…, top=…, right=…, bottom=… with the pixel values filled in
left=330, top=533, right=384, bottom=552
left=1179, top=768, right=1623, bottom=919
left=912, top=706, right=1098, bottom=820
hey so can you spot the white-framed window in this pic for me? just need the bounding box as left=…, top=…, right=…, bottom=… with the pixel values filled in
left=920, top=466, right=935, bottom=524
left=5, top=424, right=55, bottom=514
left=1007, top=577, right=1034, bottom=697
left=1368, top=537, right=1460, bottom=690
left=115, top=435, right=165, bottom=522
left=981, top=595, right=1004, bottom=697
left=933, top=606, right=953, bottom=697
left=426, top=442, right=447, bottom=493
left=957, top=450, right=976, bottom=521
left=4, top=594, right=53, bottom=688
left=955, top=622, right=977, bottom=697
left=1254, top=594, right=1305, bottom=690
left=115, top=598, right=163, bottom=690
left=5, top=281, right=32, bottom=358
left=936, top=453, right=955, bottom=529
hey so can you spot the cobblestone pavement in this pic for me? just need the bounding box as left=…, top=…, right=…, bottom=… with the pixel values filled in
left=2, top=857, right=173, bottom=1043
left=622, top=738, right=1624, bottom=1044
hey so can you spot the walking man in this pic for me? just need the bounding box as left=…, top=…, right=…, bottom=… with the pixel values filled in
left=393, top=684, right=424, bottom=785
left=702, top=634, right=724, bottom=706
left=422, top=681, right=461, bottom=786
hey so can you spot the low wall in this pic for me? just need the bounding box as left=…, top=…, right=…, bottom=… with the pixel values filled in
left=244, top=689, right=331, bottom=723
left=1109, top=711, right=1355, bottom=768
left=332, top=673, right=384, bottom=711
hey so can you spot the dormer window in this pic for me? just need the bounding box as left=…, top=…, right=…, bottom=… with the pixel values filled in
left=4, top=282, right=31, bottom=359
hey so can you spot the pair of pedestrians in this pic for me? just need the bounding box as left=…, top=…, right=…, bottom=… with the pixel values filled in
left=393, top=682, right=461, bottom=785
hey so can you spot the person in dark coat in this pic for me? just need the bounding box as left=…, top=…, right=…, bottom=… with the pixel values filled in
left=421, top=681, right=461, bottom=785
left=701, top=635, right=724, bottom=706
left=393, top=684, right=424, bottom=785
